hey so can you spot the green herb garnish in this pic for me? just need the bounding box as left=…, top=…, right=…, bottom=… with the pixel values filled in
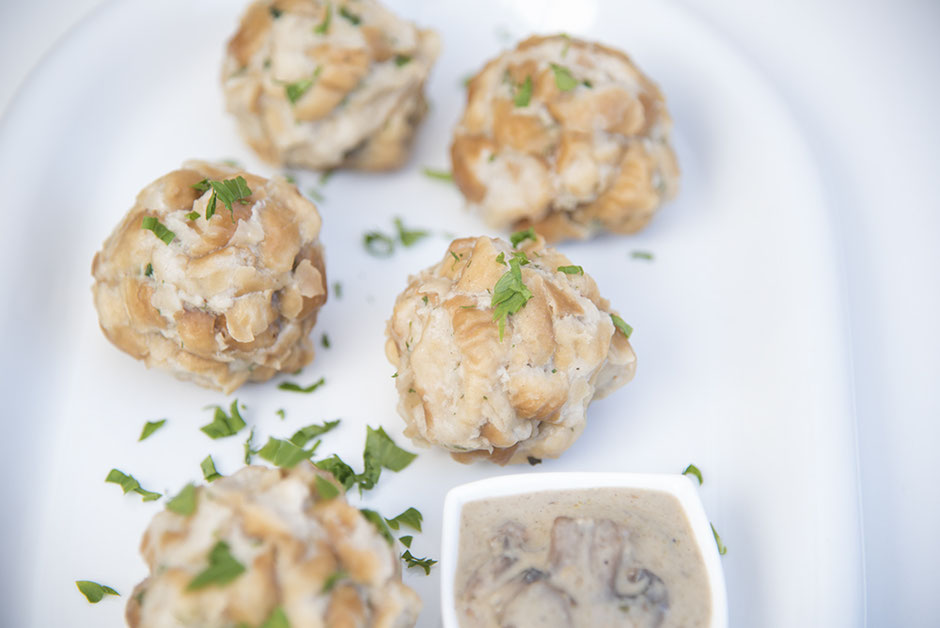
left=201, top=455, right=222, bottom=482
left=141, top=216, right=175, bottom=245
left=315, top=474, right=340, bottom=499
left=510, top=227, right=536, bottom=248
left=394, top=54, right=412, bottom=67
left=75, top=580, right=119, bottom=603
left=144, top=263, right=153, bottom=277
left=398, top=535, right=413, bottom=548
left=278, top=376, right=325, bottom=393
left=291, top=419, right=340, bottom=447
left=321, top=569, right=347, bottom=593
left=364, top=231, right=395, bottom=257
left=365, top=426, right=417, bottom=473
left=260, top=607, right=290, bottom=628
left=285, top=67, right=322, bottom=104
left=683, top=463, right=703, bottom=485
left=550, top=63, right=578, bottom=91
left=610, top=314, right=633, bottom=339
left=200, top=400, right=246, bottom=439
left=138, top=419, right=166, bottom=441
left=187, top=541, right=246, bottom=590
left=313, top=2, right=332, bottom=33
left=192, top=176, right=253, bottom=220
left=711, top=523, right=728, bottom=555
left=385, top=507, right=422, bottom=532
left=491, top=254, right=533, bottom=341
left=422, top=167, right=453, bottom=182
left=557, top=265, right=583, bottom=275
left=321, top=333, right=330, bottom=348
left=315, top=455, right=358, bottom=491
left=105, top=469, right=161, bottom=502
left=513, top=75, right=532, bottom=107
left=166, top=483, right=197, bottom=516
left=338, top=5, right=360, bottom=25
left=394, top=217, right=428, bottom=247
left=631, top=250, right=654, bottom=261
left=269, top=6, right=282, bottom=18
left=401, top=550, right=437, bottom=575
left=243, top=427, right=257, bottom=464
left=360, top=508, right=394, bottom=545
left=333, top=281, right=342, bottom=298
left=258, top=437, right=315, bottom=468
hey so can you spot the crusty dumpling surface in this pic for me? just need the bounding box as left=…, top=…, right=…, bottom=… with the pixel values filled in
left=385, top=235, right=636, bottom=464
left=451, top=35, right=678, bottom=242
left=223, top=0, right=440, bottom=171
left=126, top=464, right=421, bottom=628
left=91, top=160, right=327, bottom=393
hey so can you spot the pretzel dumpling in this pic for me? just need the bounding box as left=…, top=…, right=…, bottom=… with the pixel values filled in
left=126, top=464, right=421, bottom=628
left=91, top=160, right=327, bottom=393
left=451, top=35, right=678, bottom=242
left=385, top=235, right=636, bottom=464
left=223, top=0, right=440, bottom=171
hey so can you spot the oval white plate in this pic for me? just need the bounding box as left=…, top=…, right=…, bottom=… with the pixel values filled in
left=0, top=0, right=863, bottom=626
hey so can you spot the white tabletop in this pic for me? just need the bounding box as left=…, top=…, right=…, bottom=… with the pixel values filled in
left=1, top=0, right=937, bottom=625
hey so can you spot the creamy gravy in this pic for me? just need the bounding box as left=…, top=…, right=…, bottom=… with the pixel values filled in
left=455, top=488, right=711, bottom=628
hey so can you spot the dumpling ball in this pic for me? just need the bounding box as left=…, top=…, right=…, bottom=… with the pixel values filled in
left=223, top=0, right=440, bottom=171
left=126, top=464, right=421, bottom=628
left=451, top=35, right=679, bottom=242
left=385, top=233, right=636, bottom=464
left=91, top=160, right=327, bottom=393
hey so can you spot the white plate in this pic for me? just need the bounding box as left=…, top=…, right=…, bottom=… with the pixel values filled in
left=0, top=0, right=864, bottom=626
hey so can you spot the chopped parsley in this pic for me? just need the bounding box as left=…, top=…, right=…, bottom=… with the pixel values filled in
left=313, top=2, right=332, bottom=34
left=560, top=33, right=571, bottom=57
left=314, top=426, right=416, bottom=494
left=259, top=607, right=290, bottom=628
left=138, top=419, right=166, bottom=441
left=269, top=6, right=282, bottom=18
left=632, top=250, right=654, bottom=261
left=166, top=483, right=197, bottom=516
left=187, top=541, right=246, bottom=590
left=315, top=474, right=340, bottom=499
left=258, top=437, right=315, bottom=468
left=285, top=67, right=322, bottom=104
left=491, top=254, right=533, bottom=341
left=557, top=265, right=583, bottom=275
left=610, top=314, right=633, bottom=339
left=394, top=217, right=429, bottom=246
left=513, top=75, right=532, bottom=107
left=711, top=523, right=728, bottom=555
left=141, top=216, right=175, bottom=245
left=421, top=296, right=428, bottom=305
left=144, top=263, right=154, bottom=277
left=364, top=231, right=395, bottom=257
left=321, top=333, right=330, bottom=348
left=510, top=227, right=536, bottom=248
left=192, top=176, right=253, bottom=220
left=201, top=455, right=222, bottom=482
left=321, top=569, right=348, bottom=593
left=401, top=550, right=437, bottom=575
left=394, top=54, right=412, bottom=67
left=105, top=469, right=161, bottom=502
left=291, top=419, right=340, bottom=447
left=422, top=167, right=453, bottom=182
left=683, top=463, right=703, bottom=485
left=315, top=455, right=358, bottom=491
left=244, top=427, right=257, bottom=464
left=278, top=376, right=325, bottom=393
left=360, top=508, right=394, bottom=545
left=398, top=535, right=413, bottom=548
left=338, top=5, right=360, bottom=25
left=333, top=281, right=342, bottom=298
left=385, top=507, right=422, bottom=532
left=75, top=580, right=119, bottom=603
left=200, top=400, right=247, bottom=439
left=276, top=409, right=286, bottom=420
left=550, top=63, right=578, bottom=91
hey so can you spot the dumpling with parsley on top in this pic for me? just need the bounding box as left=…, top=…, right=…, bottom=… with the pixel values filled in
left=91, top=160, right=327, bottom=393
left=451, top=34, right=679, bottom=242
left=223, top=0, right=440, bottom=171
left=126, top=463, right=421, bottom=628
left=385, top=231, right=636, bottom=464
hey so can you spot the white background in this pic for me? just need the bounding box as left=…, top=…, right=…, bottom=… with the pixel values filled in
left=0, top=0, right=937, bottom=626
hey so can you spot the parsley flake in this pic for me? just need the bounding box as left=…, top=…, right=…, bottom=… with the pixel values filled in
left=398, top=535, right=413, bottom=548
left=260, top=607, right=290, bottom=628
left=491, top=254, right=533, bottom=341
left=285, top=67, right=322, bottom=104
left=510, top=227, right=536, bottom=248
left=360, top=508, right=394, bottom=545
left=365, top=426, right=417, bottom=472
left=201, top=455, right=222, bottom=482
left=610, top=314, right=633, bottom=339
left=258, top=437, right=315, bottom=468
left=244, top=427, right=257, bottom=464
left=422, top=167, right=453, bottom=182
left=321, top=569, right=347, bottom=593
left=394, top=217, right=429, bottom=247
left=550, top=63, right=578, bottom=91
left=138, top=419, right=166, bottom=441
left=315, top=474, right=340, bottom=499
left=278, top=376, right=325, bottom=393
left=401, top=550, right=437, bottom=575
left=711, top=523, right=728, bottom=555
left=269, top=6, right=283, bottom=18
left=166, top=483, right=197, bottom=516
left=683, top=463, right=703, bottom=485
left=291, top=419, right=340, bottom=447
left=315, top=455, right=358, bottom=491
left=385, top=507, right=422, bottom=532
left=192, top=176, right=253, bottom=220
left=144, top=263, right=153, bottom=277
left=364, top=231, right=395, bottom=257
left=321, top=333, right=330, bottom=348
left=105, top=469, right=161, bottom=502
left=632, top=250, right=654, bottom=261
left=76, top=581, right=119, bottom=603
left=339, top=5, right=360, bottom=25
left=187, top=541, right=246, bottom=590
left=513, top=75, right=532, bottom=107
left=141, top=216, right=175, bottom=245
left=333, top=281, right=342, bottom=298
left=557, top=265, right=583, bottom=275
left=394, top=54, right=412, bottom=67
left=314, top=2, right=332, bottom=33
left=200, top=400, right=247, bottom=439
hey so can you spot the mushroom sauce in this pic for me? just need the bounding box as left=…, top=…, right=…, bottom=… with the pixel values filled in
left=455, top=488, right=711, bottom=628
